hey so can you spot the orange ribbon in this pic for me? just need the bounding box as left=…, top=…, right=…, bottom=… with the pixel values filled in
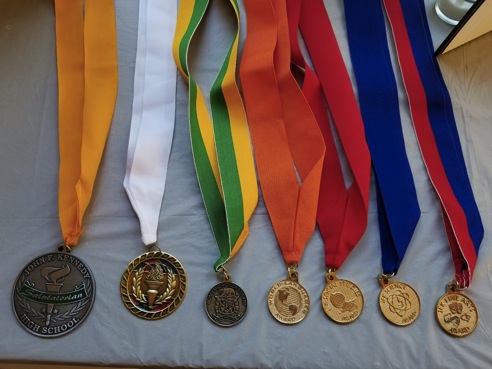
left=54, top=0, right=118, bottom=246
left=240, top=0, right=325, bottom=265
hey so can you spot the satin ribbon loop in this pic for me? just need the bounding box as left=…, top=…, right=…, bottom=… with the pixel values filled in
left=173, top=0, right=258, bottom=271
left=382, top=0, right=483, bottom=288
left=343, top=0, right=421, bottom=276
left=240, top=0, right=325, bottom=267
left=55, top=0, right=118, bottom=247
left=286, top=0, right=371, bottom=270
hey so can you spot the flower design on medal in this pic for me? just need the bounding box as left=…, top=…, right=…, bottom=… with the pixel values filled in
left=385, top=290, right=412, bottom=317
left=275, top=287, right=301, bottom=316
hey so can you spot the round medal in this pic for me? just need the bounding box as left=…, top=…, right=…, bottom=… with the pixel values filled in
left=436, top=290, right=478, bottom=337
left=120, top=251, right=187, bottom=320
left=268, top=280, right=310, bottom=324
left=322, top=273, right=363, bottom=324
left=205, top=281, right=247, bottom=327
left=379, top=280, right=420, bottom=326
left=12, top=252, right=95, bottom=338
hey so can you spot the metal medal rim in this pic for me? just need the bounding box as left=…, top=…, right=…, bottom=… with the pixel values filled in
left=435, top=291, right=479, bottom=338
left=321, top=278, right=364, bottom=324
left=12, top=252, right=96, bottom=338
left=120, top=250, right=187, bottom=320
left=205, top=281, right=248, bottom=327
left=378, top=281, right=421, bottom=327
left=268, top=279, right=310, bottom=325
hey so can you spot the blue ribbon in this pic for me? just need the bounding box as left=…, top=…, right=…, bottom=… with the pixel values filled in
left=343, top=0, right=420, bottom=274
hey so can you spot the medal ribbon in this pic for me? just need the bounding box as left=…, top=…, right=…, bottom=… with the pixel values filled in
left=55, top=0, right=118, bottom=247
left=343, top=0, right=420, bottom=275
left=286, top=0, right=371, bottom=269
left=240, top=0, right=325, bottom=265
left=173, top=0, right=258, bottom=271
left=383, top=0, right=483, bottom=288
left=124, top=0, right=177, bottom=246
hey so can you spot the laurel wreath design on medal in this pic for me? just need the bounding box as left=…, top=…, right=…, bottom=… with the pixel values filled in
left=120, top=251, right=187, bottom=320
left=132, top=265, right=176, bottom=306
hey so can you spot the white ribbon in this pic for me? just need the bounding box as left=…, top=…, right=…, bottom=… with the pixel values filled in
left=124, top=0, right=177, bottom=246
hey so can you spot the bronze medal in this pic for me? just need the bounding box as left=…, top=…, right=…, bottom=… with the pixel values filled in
left=321, top=271, right=363, bottom=324
left=378, top=276, right=420, bottom=326
left=436, top=282, right=478, bottom=337
left=205, top=281, right=247, bottom=327
left=120, top=250, right=187, bottom=320
left=12, top=251, right=95, bottom=338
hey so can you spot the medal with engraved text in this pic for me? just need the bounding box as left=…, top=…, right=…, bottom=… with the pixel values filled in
left=436, top=281, right=478, bottom=337
left=121, top=248, right=187, bottom=320
left=268, top=268, right=310, bottom=325
left=12, top=251, right=95, bottom=338
left=321, top=270, right=363, bottom=324
left=205, top=270, right=247, bottom=327
left=11, top=0, right=118, bottom=338
left=378, top=275, right=420, bottom=326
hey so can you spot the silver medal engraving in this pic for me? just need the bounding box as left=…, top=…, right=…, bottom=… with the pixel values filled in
left=12, top=252, right=95, bottom=338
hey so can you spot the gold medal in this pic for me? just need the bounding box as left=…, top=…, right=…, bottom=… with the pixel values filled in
left=321, top=270, right=363, bottom=324
left=120, top=247, right=187, bottom=320
left=436, top=281, right=478, bottom=337
left=378, top=274, right=420, bottom=326
left=268, top=264, right=310, bottom=325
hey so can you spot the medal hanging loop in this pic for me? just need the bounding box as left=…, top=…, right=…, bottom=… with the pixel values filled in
left=287, top=263, right=299, bottom=283
left=220, top=266, right=232, bottom=283
left=173, top=0, right=258, bottom=272
left=55, top=0, right=118, bottom=248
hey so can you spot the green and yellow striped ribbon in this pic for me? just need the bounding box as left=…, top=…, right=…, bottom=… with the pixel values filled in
left=173, top=0, right=258, bottom=271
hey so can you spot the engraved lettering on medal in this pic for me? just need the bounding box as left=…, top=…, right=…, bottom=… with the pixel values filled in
left=322, top=279, right=363, bottom=324
left=13, top=252, right=95, bottom=337
left=379, top=282, right=420, bottom=326
left=436, top=292, right=478, bottom=337
left=268, top=280, right=310, bottom=325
